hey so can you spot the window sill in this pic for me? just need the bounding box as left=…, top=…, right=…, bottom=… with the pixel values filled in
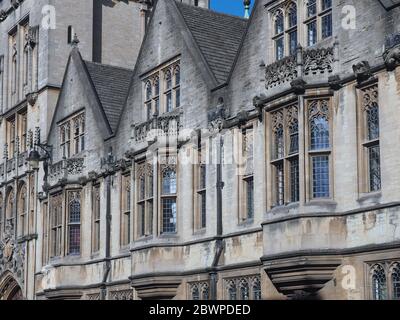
left=193, top=228, right=207, bottom=236
left=269, top=202, right=300, bottom=215
left=238, top=218, right=254, bottom=227
left=135, top=235, right=154, bottom=242
left=305, top=199, right=337, bottom=207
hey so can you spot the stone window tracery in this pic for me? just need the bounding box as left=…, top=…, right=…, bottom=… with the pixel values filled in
left=308, top=99, right=331, bottom=199
left=189, top=282, right=209, bottom=300
left=143, top=60, right=180, bottom=120
left=92, top=184, right=101, bottom=253
left=59, top=111, right=85, bottom=158
left=160, top=157, right=177, bottom=234
left=369, top=261, right=400, bottom=300
left=6, top=188, right=15, bottom=227
left=360, top=85, right=381, bottom=193
left=50, top=193, right=63, bottom=258
left=224, top=275, right=262, bottom=300
left=195, top=139, right=207, bottom=230
left=67, top=191, right=81, bottom=255
left=121, top=173, right=131, bottom=246
left=240, top=126, right=255, bottom=221
left=270, top=105, right=300, bottom=206
left=137, top=162, right=153, bottom=238
left=17, top=183, right=27, bottom=237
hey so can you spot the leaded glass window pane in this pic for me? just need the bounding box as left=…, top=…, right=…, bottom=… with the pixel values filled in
left=274, top=125, right=284, bottom=159
left=275, top=37, right=284, bottom=60
left=288, top=5, right=297, bottom=28
left=289, top=31, right=297, bottom=56
left=307, top=21, right=317, bottom=46
left=307, top=0, right=317, bottom=17
left=275, top=12, right=284, bottom=34
left=392, top=264, right=400, bottom=300
left=200, top=192, right=206, bottom=229
left=246, top=178, right=254, bottom=219
left=312, top=156, right=330, bottom=198
left=372, top=265, right=387, bottom=300
left=69, top=196, right=81, bottom=255
left=162, top=198, right=176, bottom=233
left=367, top=103, right=379, bottom=141
left=275, top=162, right=285, bottom=206
left=252, top=278, right=262, bottom=300
left=162, top=169, right=177, bottom=194
left=368, top=145, right=381, bottom=192
left=290, top=158, right=300, bottom=202
left=202, top=284, right=210, bottom=300
left=310, top=116, right=329, bottom=150
left=289, top=120, right=299, bottom=154
left=191, top=285, right=200, bottom=300
left=228, top=281, right=237, bottom=300
left=322, top=13, right=332, bottom=39
left=166, top=92, right=172, bottom=112
left=239, top=279, right=250, bottom=300
left=322, top=0, right=332, bottom=10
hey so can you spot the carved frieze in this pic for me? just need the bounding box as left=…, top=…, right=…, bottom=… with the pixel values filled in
left=0, top=221, right=25, bottom=289
left=265, top=55, right=297, bottom=88
left=303, top=47, right=334, bottom=75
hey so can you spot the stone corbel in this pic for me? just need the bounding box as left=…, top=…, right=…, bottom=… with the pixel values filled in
left=26, top=92, right=38, bottom=106
left=383, top=33, right=400, bottom=71
left=328, top=75, right=343, bottom=91
left=290, top=78, right=307, bottom=95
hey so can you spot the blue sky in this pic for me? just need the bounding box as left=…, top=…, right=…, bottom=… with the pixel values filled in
left=211, top=0, right=254, bottom=17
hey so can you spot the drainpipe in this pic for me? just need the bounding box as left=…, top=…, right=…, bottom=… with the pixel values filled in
left=210, top=135, right=224, bottom=300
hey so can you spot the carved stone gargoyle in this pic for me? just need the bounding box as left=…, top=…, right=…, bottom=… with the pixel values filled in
left=352, top=61, right=372, bottom=83
left=383, top=33, right=400, bottom=71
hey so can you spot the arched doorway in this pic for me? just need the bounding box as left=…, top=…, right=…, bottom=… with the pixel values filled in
left=0, top=272, right=24, bottom=300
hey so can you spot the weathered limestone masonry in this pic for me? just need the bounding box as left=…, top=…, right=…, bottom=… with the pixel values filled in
left=1, top=0, right=400, bottom=301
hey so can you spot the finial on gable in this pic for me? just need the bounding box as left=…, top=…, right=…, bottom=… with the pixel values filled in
left=244, top=0, right=251, bottom=19
left=71, top=33, right=80, bottom=48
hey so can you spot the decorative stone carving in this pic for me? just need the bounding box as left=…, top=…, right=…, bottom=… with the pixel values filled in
left=352, top=61, right=372, bottom=83
left=109, top=289, right=133, bottom=300
left=290, top=78, right=307, bottom=95
left=303, top=47, right=334, bottom=75
left=265, top=55, right=297, bottom=88
left=0, top=10, right=7, bottom=22
left=66, top=158, right=84, bottom=175
left=328, top=75, right=342, bottom=91
left=383, top=33, right=400, bottom=71
left=0, top=221, right=26, bottom=289
left=207, top=97, right=227, bottom=133
left=26, top=92, right=38, bottom=106
left=133, top=111, right=182, bottom=142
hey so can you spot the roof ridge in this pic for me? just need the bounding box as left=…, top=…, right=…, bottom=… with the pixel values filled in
left=174, top=0, right=248, bottom=22
left=84, top=60, right=134, bottom=72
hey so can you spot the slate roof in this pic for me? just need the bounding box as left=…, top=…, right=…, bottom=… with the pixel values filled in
left=175, top=1, right=248, bottom=85
left=84, top=61, right=133, bottom=134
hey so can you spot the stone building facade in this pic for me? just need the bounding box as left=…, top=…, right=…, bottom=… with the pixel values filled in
left=1, top=0, right=400, bottom=300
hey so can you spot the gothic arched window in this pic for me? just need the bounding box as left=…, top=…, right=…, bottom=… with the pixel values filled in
left=227, top=280, right=237, bottom=300
left=121, top=174, right=131, bottom=246
left=68, top=191, right=81, bottom=255
left=145, top=80, right=153, bottom=120
left=191, top=284, right=200, bottom=300
left=371, top=264, right=387, bottom=300
left=287, top=3, right=297, bottom=55
left=201, top=283, right=210, bottom=300
left=164, top=70, right=173, bottom=112
left=154, top=76, right=160, bottom=115
left=310, top=115, right=329, bottom=150
left=6, top=188, right=15, bottom=225
left=18, top=184, right=27, bottom=237
left=239, top=279, right=250, bottom=300
left=362, top=86, right=381, bottom=192
left=174, top=66, right=180, bottom=108
left=161, top=165, right=177, bottom=233
left=274, top=10, right=284, bottom=60
left=252, top=277, right=262, bottom=300
left=391, top=263, right=400, bottom=300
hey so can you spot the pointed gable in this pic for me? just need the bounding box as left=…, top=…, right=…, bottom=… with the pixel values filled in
left=84, top=61, right=133, bottom=134
left=175, top=1, right=248, bottom=85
